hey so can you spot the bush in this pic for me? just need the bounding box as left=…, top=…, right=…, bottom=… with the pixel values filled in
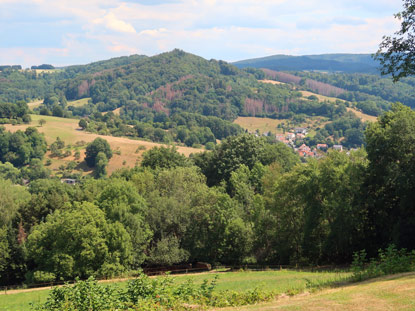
left=26, top=271, right=56, bottom=284
left=351, top=245, right=415, bottom=281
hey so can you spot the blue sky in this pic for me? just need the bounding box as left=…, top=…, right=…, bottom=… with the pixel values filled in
left=0, top=0, right=403, bottom=67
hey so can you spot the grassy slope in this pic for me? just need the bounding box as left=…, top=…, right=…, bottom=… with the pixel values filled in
left=233, top=117, right=286, bottom=134
left=0, top=270, right=350, bottom=311
left=3, top=115, right=203, bottom=175
left=219, top=272, right=415, bottom=311
left=67, top=97, right=91, bottom=107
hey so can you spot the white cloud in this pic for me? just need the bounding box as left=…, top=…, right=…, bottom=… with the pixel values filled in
left=0, top=0, right=404, bottom=66
left=93, top=12, right=136, bottom=33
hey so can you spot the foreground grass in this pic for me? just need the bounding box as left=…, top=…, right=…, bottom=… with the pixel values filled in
left=218, top=272, right=415, bottom=311
left=0, top=270, right=349, bottom=311
left=0, top=290, right=50, bottom=311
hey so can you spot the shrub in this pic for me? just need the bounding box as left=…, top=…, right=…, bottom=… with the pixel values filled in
left=351, top=245, right=415, bottom=281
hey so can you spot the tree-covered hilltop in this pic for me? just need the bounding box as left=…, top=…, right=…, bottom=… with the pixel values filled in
left=233, top=53, right=380, bottom=74
left=53, top=49, right=305, bottom=120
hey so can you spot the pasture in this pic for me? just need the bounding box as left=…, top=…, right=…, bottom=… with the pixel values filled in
left=3, top=115, right=203, bottom=174
left=233, top=116, right=328, bottom=137
left=67, top=97, right=91, bottom=107
left=347, top=107, right=378, bottom=123
left=233, top=117, right=286, bottom=134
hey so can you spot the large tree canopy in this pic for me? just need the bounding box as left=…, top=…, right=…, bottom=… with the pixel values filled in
left=365, top=103, right=415, bottom=251
left=375, top=0, right=415, bottom=81
left=85, top=137, right=112, bottom=167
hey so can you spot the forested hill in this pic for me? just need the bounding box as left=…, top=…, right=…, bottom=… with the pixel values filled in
left=40, top=49, right=314, bottom=121
left=233, top=53, right=380, bottom=74
left=0, top=54, right=147, bottom=104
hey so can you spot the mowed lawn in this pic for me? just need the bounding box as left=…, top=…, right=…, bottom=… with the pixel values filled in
left=0, top=270, right=350, bottom=311
left=3, top=115, right=203, bottom=174
left=221, top=272, right=415, bottom=311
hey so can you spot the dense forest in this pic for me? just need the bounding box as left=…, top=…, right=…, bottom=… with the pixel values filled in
left=0, top=104, right=414, bottom=287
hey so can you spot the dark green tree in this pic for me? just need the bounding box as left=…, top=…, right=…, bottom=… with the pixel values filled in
left=85, top=138, right=112, bottom=167
left=375, top=0, right=415, bottom=81
left=26, top=202, right=132, bottom=280
left=95, top=152, right=108, bottom=178
left=365, top=103, right=415, bottom=251
left=141, top=146, right=189, bottom=170
left=78, top=118, right=88, bottom=130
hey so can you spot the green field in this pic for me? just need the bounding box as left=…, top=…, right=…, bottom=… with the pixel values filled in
left=221, top=272, right=415, bottom=311
left=67, top=98, right=91, bottom=107
left=0, top=270, right=350, bottom=311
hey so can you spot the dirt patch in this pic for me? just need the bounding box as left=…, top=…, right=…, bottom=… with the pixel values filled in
left=260, top=79, right=286, bottom=85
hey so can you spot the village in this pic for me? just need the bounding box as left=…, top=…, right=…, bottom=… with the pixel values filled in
left=261, top=127, right=345, bottom=159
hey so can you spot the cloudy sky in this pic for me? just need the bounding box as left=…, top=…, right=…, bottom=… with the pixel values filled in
left=0, top=0, right=403, bottom=67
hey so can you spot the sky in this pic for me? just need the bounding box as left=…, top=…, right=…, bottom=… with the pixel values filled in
left=0, top=0, right=403, bottom=68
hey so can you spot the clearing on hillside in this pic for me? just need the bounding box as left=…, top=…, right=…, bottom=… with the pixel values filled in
left=233, top=117, right=286, bottom=134
left=234, top=116, right=328, bottom=136
left=347, top=107, right=378, bottom=123
left=260, top=79, right=286, bottom=85
left=3, top=115, right=203, bottom=174
left=27, top=100, right=43, bottom=109
left=67, top=97, right=91, bottom=107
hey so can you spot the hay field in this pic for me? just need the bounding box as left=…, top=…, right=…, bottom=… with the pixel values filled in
left=347, top=107, right=378, bottom=123
left=233, top=117, right=286, bottom=134
left=3, top=115, right=203, bottom=174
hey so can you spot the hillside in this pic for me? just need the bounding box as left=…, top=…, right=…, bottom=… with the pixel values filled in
left=3, top=114, right=202, bottom=175
left=233, top=53, right=380, bottom=74
left=1, top=50, right=398, bottom=152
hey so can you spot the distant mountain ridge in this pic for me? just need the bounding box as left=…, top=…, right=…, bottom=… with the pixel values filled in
left=233, top=53, right=380, bottom=74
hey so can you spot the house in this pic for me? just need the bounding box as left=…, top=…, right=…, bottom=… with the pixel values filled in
left=294, top=127, right=308, bottom=135
left=298, top=144, right=311, bottom=153
left=317, top=144, right=328, bottom=150
left=286, top=132, right=296, bottom=141
left=296, top=133, right=306, bottom=140
left=276, top=134, right=285, bottom=141
left=333, top=145, right=343, bottom=152
left=61, top=178, right=76, bottom=185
